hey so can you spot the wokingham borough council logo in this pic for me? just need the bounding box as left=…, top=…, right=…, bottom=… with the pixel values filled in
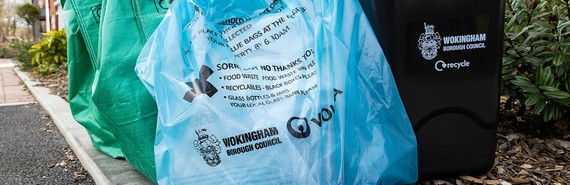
left=194, top=128, right=222, bottom=167
left=418, top=22, right=442, bottom=60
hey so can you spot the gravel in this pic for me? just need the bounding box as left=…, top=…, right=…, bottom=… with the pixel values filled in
left=0, top=103, right=94, bottom=185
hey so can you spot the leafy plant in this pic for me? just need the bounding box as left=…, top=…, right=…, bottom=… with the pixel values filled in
left=0, top=44, right=15, bottom=58
left=503, top=0, right=570, bottom=122
left=28, top=29, right=67, bottom=75
left=10, top=41, right=35, bottom=70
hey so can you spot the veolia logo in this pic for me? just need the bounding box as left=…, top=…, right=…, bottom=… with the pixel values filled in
left=418, top=22, right=441, bottom=60
left=286, top=89, right=343, bottom=139
left=286, top=117, right=311, bottom=138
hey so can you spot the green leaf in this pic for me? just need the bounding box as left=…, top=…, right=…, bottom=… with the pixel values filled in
left=533, top=40, right=550, bottom=45
left=560, top=31, right=570, bottom=37
left=525, top=92, right=542, bottom=106
left=534, top=21, right=555, bottom=30
left=512, top=75, right=533, bottom=88
left=542, top=103, right=555, bottom=122
left=525, top=57, right=543, bottom=65
left=506, top=11, right=522, bottom=29
left=506, top=49, right=519, bottom=56
left=503, top=75, right=516, bottom=81
left=553, top=53, right=565, bottom=66
left=537, top=0, right=548, bottom=9
left=548, top=42, right=561, bottom=51
left=543, top=90, right=570, bottom=100
left=538, top=66, right=555, bottom=86
left=533, top=45, right=547, bottom=53
left=33, top=53, right=40, bottom=65
left=552, top=0, right=565, bottom=5
left=529, top=32, right=554, bottom=40
left=524, top=85, right=540, bottom=93
left=533, top=98, right=546, bottom=113
left=553, top=4, right=560, bottom=17
left=539, top=85, right=560, bottom=92
left=553, top=106, right=563, bottom=120
left=556, top=65, right=566, bottom=76
left=562, top=45, right=570, bottom=55
left=513, top=25, right=534, bottom=40
left=558, top=20, right=570, bottom=30
left=536, top=51, right=555, bottom=57
left=543, top=103, right=564, bottom=121
left=503, top=56, right=516, bottom=66
left=532, top=11, right=552, bottom=20
left=502, top=68, right=515, bottom=74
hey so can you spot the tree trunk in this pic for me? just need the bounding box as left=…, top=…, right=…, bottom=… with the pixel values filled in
left=28, top=25, right=32, bottom=41
left=32, top=0, right=40, bottom=41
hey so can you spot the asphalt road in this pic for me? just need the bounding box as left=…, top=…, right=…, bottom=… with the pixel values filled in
left=0, top=103, right=94, bottom=185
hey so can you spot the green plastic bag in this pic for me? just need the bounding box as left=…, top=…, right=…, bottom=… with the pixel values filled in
left=63, top=0, right=123, bottom=158
left=90, top=0, right=168, bottom=182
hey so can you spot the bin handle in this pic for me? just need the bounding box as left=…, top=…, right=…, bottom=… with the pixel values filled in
left=413, top=107, right=497, bottom=132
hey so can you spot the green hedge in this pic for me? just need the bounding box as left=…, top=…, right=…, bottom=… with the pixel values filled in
left=503, top=0, right=570, bottom=121
left=0, top=44, right=16, bottom=58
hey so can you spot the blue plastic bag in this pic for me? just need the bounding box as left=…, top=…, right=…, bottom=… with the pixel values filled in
left=136, top=0, right=417, bottom=184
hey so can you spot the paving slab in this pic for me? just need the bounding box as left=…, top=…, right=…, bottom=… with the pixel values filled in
left=0, top=60, right=34, bottom=105
left=0, top=58, right=14, bottom=68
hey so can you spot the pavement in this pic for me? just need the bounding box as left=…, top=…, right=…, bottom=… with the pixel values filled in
left=0, top=60, right=34, bottom=105
left=1, top=58, right=153, bottom=185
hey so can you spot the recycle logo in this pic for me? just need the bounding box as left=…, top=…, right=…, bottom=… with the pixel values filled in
left=183, top=65, right=218, bottom=103
left=91, top=4, right=102, bottom=23
left=154, top=0, right=173, bottom=13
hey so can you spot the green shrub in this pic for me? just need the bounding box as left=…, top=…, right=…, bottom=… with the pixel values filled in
left=503, top=0, right=570, bottom=122
left=28, top=29, right=67, bottom=75
left=0, top=45, right=16, bottom=58
left=10, top=41, right=36, bottom=70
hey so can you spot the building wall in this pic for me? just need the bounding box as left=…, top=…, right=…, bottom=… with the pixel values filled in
left=56, top=0, right=64, bottom=30
left=45, top=0, right=65, bottom=32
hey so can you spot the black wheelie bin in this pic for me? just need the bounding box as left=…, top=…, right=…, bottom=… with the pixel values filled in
left=359, top=0, right=505, bottom=180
